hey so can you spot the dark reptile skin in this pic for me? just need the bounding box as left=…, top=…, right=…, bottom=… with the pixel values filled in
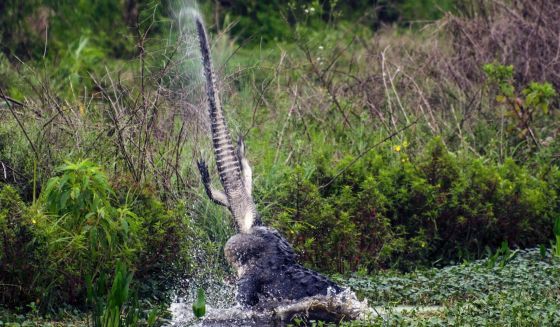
left=225, top=226, right=342, bottom=307
left=196, top=16, right=343, bottom=312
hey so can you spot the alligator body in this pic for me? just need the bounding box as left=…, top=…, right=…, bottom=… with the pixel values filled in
left=194, top=16, right=345, bottom=318
left=225, top=226, right=342, bottom=307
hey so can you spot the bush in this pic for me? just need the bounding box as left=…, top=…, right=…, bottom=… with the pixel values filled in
left=36, top=160, right=141, bottom=305
left=116, top=182, right=193, bottom=284
left=210, top=0, right=456, bottom=45
left=0, top=185, right=47, bottom=307
left=0, top=160, right=194, bottom=309
left=270, top=137, right=558, bottom=273
left=482, top=62, right=558, bottom=154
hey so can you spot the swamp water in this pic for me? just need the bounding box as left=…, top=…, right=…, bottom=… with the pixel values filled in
left=167, top=283, right=441, bottom=326
left=168, top=286, right=374, bottom=326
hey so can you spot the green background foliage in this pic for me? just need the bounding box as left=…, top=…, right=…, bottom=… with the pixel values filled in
left=267, top=137, right=558, bottom=273
left=0, top=161, right=194, bottom=310
left=0, top=0, right=559, bottom=325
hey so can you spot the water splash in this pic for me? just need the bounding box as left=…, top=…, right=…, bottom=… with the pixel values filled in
left=168, top=278, right=237, bottom=326
left=167, top=2, right=376, bottom=326
left=168, top=286, right=375, bottom=326
left=169, top=0, right=211, bottom=142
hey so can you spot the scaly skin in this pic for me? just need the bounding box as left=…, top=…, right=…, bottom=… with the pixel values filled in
left=195, top=16, right=344, bottom=315
left=225, top=226, right=342, bottom=308
left=195, top=17, right=257, bottom=233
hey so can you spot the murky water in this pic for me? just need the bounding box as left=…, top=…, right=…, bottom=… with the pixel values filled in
left=167, top=279, right=444, bottom=326
left=168, top=285, right=376, bottom=326
left=167, top=277, right=236, bottom=326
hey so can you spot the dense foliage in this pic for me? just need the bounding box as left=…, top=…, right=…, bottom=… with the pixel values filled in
left=330, top=249, right=560, bottom=326
left=0, top=0, right=559, bottom=325
left=0, top=185, right=48, bottom=307
left=269, top=138, right=559, bottom=273
left=210, top=0, right=456, bottom=44
left=0, top=0, right=169, bottom=60
left=0, top=161, right=193, bottom=310
left=0, top=0, right=456, bottom=58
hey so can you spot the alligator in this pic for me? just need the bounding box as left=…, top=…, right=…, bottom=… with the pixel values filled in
left=194, top=16, right=353, bottom=323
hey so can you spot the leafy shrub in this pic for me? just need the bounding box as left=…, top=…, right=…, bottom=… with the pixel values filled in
left=0, top=159, right=195, bottom=309
left=41, top=160, right=141, bottom=273
left=115, top=182, right=194, bottom=284
left=36, top=160, right=141, bottom=305
left=483, top=62, right=558, bottom=151
left=0, top=185, right=47, bottom=307
left=270, top=137, right=558, bottom=273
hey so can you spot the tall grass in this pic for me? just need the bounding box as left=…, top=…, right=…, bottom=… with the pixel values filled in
left=0, top=0, right=558, bottom=304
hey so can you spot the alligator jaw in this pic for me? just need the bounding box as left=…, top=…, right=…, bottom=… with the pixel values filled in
left=195, top=17, right=257, bottom=233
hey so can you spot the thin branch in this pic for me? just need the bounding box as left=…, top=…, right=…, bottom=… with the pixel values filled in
left=319, top=120, right=418, bottom=190
left=0, top=88, right=39, bottom=160
left=0, top=94, right=24, bottom=107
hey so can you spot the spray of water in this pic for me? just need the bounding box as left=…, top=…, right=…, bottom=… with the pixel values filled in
left=165, top=2, right=240, bottom=325
left=167, top=2, right=377, bottom=326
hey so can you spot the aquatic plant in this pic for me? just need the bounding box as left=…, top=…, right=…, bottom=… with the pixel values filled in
left=192, top=287, right=206, bottom=318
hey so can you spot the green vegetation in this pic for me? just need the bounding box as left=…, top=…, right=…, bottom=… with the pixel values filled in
left=207, top=0, right=457, bottom=44
left=269, top=137, right=558, bottom=273
left=483, top=63, right=557, bottom=150
left=0, top=162, right=194, bottom=312
left=1, top=0, right=559, bottom=325
left=87, top=262, right=162, bottom=327
left=42, top=160, right=140, bottom=280
left=329, top=249, right=560, bottom=326
left=192, top=288, right=206, bottom=319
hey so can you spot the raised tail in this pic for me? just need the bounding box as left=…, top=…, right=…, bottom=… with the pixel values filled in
left=195, top=17, right=258, bottom=233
